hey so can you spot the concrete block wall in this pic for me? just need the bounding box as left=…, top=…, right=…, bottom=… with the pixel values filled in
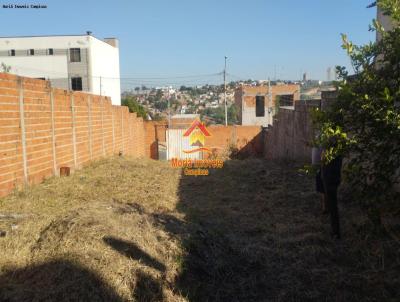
left=235, top=84, right=301, bottom=126
left=264, top=100, right=320, bottom=162
left=0, top=73, right=146, bottom=197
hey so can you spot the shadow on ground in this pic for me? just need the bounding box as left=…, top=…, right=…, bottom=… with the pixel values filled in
left=104, top=236, right=166, bottom=272
left=0, top=254, right=165, bottom=302
left=172, top=159, right=312, bottom=301
left=0, top=259, right=123, bottom=302
left=158, top=159, right=400, bottom=302
left=103, top=236, right=165, bottom=301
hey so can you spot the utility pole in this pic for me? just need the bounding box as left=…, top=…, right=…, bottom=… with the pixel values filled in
left=224, top=56, right=228, bottom=126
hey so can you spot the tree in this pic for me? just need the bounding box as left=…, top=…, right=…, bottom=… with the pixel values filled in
left=121, top=97, right=148, bottom=119
left=274, top=95, right=281, bottom=117
left=149, top=112, right=163, bottom=121
left=1, top=63, right=11, bottom=73
left=154, top=100, right=168, bottom=111
left=314, top=0, right=400, bottom=224
left=155, top=89, right=163, bottom=101
left=228, top=81, right=236, bottom=89
left=228, top=104, right=238, bottom=124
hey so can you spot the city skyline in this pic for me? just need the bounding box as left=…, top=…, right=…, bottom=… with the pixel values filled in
left=0, top=0, right=376, bottom=86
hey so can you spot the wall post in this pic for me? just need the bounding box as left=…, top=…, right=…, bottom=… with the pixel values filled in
left=70, top=93, right=78, bottom=169
left=49, top=86, right=58, bottom=175
left=88, top=95, right=93, bottom=160
left=101, top=96, right=106, bottom=156
left=121, top=109, right=124, bottom=153
left=18, top=77, right=28, bottom=184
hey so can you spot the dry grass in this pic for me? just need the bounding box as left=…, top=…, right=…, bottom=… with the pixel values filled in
left=0, top=157, right=185, bottom=301
left=0, top=157, right=399, bottom=301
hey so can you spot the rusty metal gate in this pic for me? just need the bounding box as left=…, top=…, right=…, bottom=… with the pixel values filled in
left=166, top=129, right=203, bottom=160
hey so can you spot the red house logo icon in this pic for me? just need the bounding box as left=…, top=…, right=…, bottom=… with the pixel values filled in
left=182, top=119, right=211, bottom=154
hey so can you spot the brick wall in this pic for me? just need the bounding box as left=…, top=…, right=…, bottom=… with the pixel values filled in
left=144, top=121, right=263, bottom=159
left=205, top=125, right=263, bottom=157
left=0, top=73, right=146, bottom=197
left=144, top=121, right=167, bottom=159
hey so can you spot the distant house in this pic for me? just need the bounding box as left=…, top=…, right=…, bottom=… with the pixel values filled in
left=171, top=114, right=200, bottom=129
left=0, top=33, right=121, bottom=104
left=234, top=84, right=300, bottom=126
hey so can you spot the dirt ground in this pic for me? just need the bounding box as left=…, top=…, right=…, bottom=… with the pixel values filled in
left=0, top=157, right=399, bottom=301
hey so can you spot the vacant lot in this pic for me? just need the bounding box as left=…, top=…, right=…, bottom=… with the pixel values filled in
left=0, top=157, right=399, bottom=301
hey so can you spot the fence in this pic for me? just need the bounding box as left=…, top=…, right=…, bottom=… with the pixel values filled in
left=0, top=73, right=146, bottom=197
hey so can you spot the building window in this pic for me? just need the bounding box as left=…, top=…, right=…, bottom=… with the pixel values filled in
left=279, top=94, right=294, bottom=107
left=48, top=48, right=54, bottom=55
left=69, top=48, right=81, bottom=62
left=71, top=77, right=83, bottom=91
left=255, top=96, right=265, bottom=117
left=9, top=49, right=15, bottom=56
left=28, top=49, right=34, bottom=56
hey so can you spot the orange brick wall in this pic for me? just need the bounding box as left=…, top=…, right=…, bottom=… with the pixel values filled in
left=205, top=125, right=263, bottom=157
left=144, top=121, right=263, bottom=159
left=0, top=73, right=146, bottom=197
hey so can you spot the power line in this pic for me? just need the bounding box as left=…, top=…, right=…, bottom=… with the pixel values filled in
left=119, top=72, right=223, bottom=80
left=6, top=64, right=223, bottom=80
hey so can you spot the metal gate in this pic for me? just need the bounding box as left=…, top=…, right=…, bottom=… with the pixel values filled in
left=166, top=129, right=203, bottom=160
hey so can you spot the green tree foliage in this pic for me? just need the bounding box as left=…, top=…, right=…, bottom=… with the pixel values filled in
left=154, top=100, right=168, bottom=111
left=1, top=63, right=11, bottom=73
left=274, top=95, right=281, bottom=116
left=201, top=107, right=224, bottom=124
left=149, top=112, right=163, bottom=121
left=314, top=0, right=400, bottom=218
left=200, top=104, right=238, bottom=125
left=228, top=104, right=238, bottom=124
left=179, top=85, right=189, bottom=92
left=155, top=89, right=163, bottom=100
left=121, top=97, right=148, bottom=119
left=228, top=81, right=236, bottom=89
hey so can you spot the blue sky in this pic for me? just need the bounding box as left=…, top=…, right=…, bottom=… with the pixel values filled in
left=0, top=0, right=376, bottom=86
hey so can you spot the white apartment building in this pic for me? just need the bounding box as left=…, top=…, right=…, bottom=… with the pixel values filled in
left=0, top=33, right=121, bottom=105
